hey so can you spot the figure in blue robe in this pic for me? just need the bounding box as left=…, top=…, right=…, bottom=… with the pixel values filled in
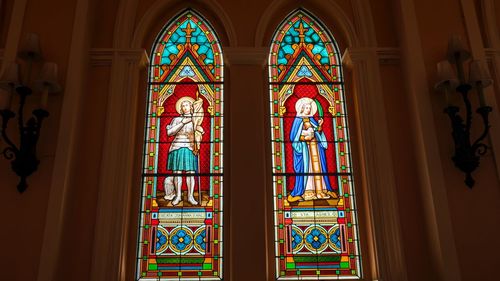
left=288, top=98, right=336, bottom=202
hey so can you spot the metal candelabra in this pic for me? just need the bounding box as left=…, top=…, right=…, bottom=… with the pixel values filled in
left=0, top=87, right=49, bottom=192
left=0, top=33, right=60, bottom=193
left=436, top=36, right=494, bottom=188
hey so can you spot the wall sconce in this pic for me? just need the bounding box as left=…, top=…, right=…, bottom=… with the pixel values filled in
left=435, top=36, right=493, bottom=188
left=0, top=33, right=60, bottom=193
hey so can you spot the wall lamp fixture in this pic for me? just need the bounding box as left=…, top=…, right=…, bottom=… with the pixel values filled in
left=0, top=33, right=60, bottom=193
left=435, top=36, right=493, bottom=188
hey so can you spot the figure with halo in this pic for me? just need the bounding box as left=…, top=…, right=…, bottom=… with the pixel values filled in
left=288, top=97, right=336, bottom=202
left=163, top=94, right=204, bottom=206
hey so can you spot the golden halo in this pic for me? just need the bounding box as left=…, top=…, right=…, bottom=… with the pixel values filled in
left=295, top=97, right=317, bottom=117
left=175, top=96, right=195, bottom=114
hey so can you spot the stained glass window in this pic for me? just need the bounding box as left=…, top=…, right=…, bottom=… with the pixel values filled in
left=268, top=10, right=362, bottom=279
left=136, top=10, right=224, bottom=280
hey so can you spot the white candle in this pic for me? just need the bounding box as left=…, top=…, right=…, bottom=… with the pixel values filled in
left=470, top=60, right=484, bottom=106
left=437, top=60, right=456, bottom=82
left=0, top=90, right=10, bottom=110
left=40, top=86, right=49, bottom=110
left=474, top=84, right=487, bottom=107
left=447, top=35, right=471, bottom=65
left=0, top=63, right=20, bottom=87
left=435, top=60, right=458, bottom=106
left=18, top=33, right=42, bottom=60
left=479, top=88, right=486, bottom=107
left=0, top=63, right=18, bottom=110
left=39, top=62, right=58, bottom=84
left=35, top=62, right=61, bottom=109
left=469, top=60, right=492, bottom=107
left=448, top=36, right=465, bottom=55
left=469, top=60, right=482, bottom=83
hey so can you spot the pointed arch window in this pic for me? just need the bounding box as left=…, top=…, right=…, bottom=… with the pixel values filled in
left=268, top=10, right=362, bottom=279
left=136, top=10, right=224, bottom=280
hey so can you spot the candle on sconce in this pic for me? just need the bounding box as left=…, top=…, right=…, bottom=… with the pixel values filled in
left=447, top=35, right=471, bottom=63
left=35, top=62, right=61, bottom=110
left=0, top=63, right=20, bottom=86
left=0, top=62, right=19, bottom=110
left=40, top=86, right=49, bottom=110
left=435, top=60, right=459, bottom=106
left=469, top=60, right=492, bottom=107
left=448, top=36, right=465, bottom=54
left=0, top=90, right=10, bottom=110
left=38, top=62, right=58, bottom=82
left=478, top=87, right=486, bottom=107
left=447, top=36, right=471, bottom=84
left=18, top=33, right=42, bottom=61
left=437, top=60, right=457, bottom=81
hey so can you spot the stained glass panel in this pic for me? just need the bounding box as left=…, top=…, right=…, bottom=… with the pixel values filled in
left=137, top=10, right=224, bottom=281
left=269, top=10, right=361, bottom=279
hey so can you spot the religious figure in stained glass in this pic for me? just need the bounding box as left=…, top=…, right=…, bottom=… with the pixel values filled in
left=269, top=9, right=361, bottom=279
left=288, top=97, right=337, bottom=202
left=164, top=95, right=204, bottom=206
left=137, top=10, right=224, bottom=280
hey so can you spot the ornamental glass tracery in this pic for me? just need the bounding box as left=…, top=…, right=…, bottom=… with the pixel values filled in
left=268, top=10, right=361, bottom=279
left=136, top=10, right=224, bottom=280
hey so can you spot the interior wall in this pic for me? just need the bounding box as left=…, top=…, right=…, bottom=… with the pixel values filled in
left=0, top=0, right=76, bottom=280
left=0, top=0, right=14, bottom=48
left=496, top=1, right=500, bottom=35
left=0, top=0, right=499, bottom=281
left=474, top=0, right=488, bottom=47
left=91, top=0, right=120, bottom=48
left=413, top=0, right=500, bottom=280
left=380, top=62, right=435, bottom=280
left=55, top=65, right=111, bottom=281
left=369, top=0, right=399, bottom=47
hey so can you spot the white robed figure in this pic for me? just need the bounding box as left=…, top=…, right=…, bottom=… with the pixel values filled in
left=163, top=95, right=204, bottom=206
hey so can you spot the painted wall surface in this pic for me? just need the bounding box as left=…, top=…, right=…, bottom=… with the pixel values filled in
left=496, top=1, right=500, bottom=34
left=0, top=0, right=499, bottom=281
left=0, top=0, right=14, bottom=48
left=0, top=0, right=76, bottom=280
left=414, top=0, right=500, bottom=280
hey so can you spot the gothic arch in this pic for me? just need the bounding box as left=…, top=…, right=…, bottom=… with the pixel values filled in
left=134, top=9, right=226, bottom=280
left=110, top=0, right=237, bottom=49
left=260, top=4, right=408, bottom=281
left=90, top=2, right=234, bottom=280
left=255, top=0, right=374, bottom=48
left=267, top=9, right=362, bottom=279
left=131, top=0, right=237, bottom=49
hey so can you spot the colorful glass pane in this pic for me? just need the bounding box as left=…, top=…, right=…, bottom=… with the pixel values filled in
left=269, top=10, right=361, bottom=279
left=136, top=10, right=224, bottom=280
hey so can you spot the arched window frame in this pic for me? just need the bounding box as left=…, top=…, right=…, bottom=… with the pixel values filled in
left=268, top=9, right=362, bottom=279
left=258, top=3, right=409, bottom=281
left=136, top=9, right=225, bottom=281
